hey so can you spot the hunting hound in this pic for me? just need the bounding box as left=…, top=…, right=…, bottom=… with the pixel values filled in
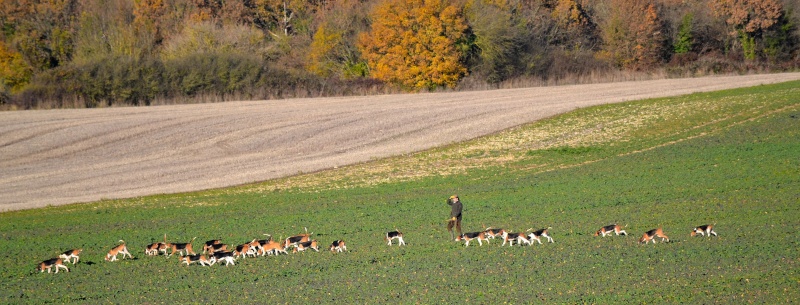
left=105, top=240, right=133, bottom=261
left=37, top=258, right=69, bottom=273
left=204, top=243, right=228, bottom=254
left=210, top=251, right=236, bottom=266
left=59, top=249, right=82, bottom=264
left=595, top=224, right=627, bottom=237
left=639, top=228, right=670, bottom=244
left=259, top=238, right=288, bottom=256
left=180, top=254, right=212, bottom=266
left=202, top=240, right=223, bottom=253
left=691, top=224, right=718, bottom=237
left=385, top=231, right=406, bottom=246
left=167, top=237, right=197, bottom=257
left=501, top=231, right=531, bottom=246
left=329, top=240, right=347, bottom=253
left=527, top=227, right=554, bottom=244
left=292, top=240, right=320, bottom=253
left=146, top=234, right=169, bottom=256
left=284, top=228, right=314, bottom=249
left=483, top=226, right=506, bottom=239
left=145, top=243, right=161, bottom=256
left=456, top=232, right=490, bottom=246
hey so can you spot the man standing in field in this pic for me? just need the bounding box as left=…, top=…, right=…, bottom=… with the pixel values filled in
left=447, top=195, right=463, bottom=241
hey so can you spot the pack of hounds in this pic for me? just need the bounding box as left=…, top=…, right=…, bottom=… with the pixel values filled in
left=36, top=223, right=718, bottom=274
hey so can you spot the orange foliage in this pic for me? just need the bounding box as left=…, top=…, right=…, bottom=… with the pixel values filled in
left=133, top=0, right=165, bottom=41
left=189, top=0, right=222, bottom=23
left=710, top=0, right=782, bottom=35
left=357, top=0, right=468, bottom=90
left=551, top=0, right=590, bottom=32
left=598, top=0, right=664, bottom=70
left=633, top=3, right=663, bottom=69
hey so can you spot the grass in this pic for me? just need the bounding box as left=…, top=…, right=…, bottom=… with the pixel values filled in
left=1, top=81, right=799, bottom=303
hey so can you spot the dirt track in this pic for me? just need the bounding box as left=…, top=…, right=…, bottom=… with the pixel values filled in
left=2, top=73, right=799, bottom=211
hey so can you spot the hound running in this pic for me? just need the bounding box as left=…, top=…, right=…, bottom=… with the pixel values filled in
left=595, top=224, right=627, bottom=237
left=691, top=224, right=718, bottom=237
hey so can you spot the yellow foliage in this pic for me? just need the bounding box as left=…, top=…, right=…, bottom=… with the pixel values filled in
left=159, top=22, right=268, bottom=61
left=0, top=41, right=33, bottom=92
left=552, top=0, right=587, bottom=30
left=358, top=0, right=468, bottom=90
left=307, top=24, right=343, bottom=77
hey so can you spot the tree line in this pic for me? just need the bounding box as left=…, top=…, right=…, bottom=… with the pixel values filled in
left=1, top=0, right=798, bottom=109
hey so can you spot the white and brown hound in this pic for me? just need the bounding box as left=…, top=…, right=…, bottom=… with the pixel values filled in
left=292, top=240, right=320, bottom=253
left=105, top=240, right=133, bottom=261
left=691, top=224, right=717, bottom=237
left=639, top=228, right=670, bottom=244
left=204, top=243, right=228, bottom=254
left=59, top=249, right=82, bottom=264
left=202, top=239, right=222, bottom=253
left=501, top=231, right=531, bottom=246
left=167, top=237, right=197, bottom=257
left=146, top=234, right=169, bottom=256
left=284, top=228, right=314, bottom=249
left=259, top=238, right=288, bottom=256
left=37, top=258, right=69, bottom=273
left=145, top=243, right=167, bottom=256
left=482, top=225, right=505, bottom=239
left=456, top=232, right=490, bottom=246
left=233, top=241, right=257, bottom=258
left=210, top=251, right=236, bottom=266
left=527, top=227, right=554, bottom=244
left=329, top=240, right=347, bottom=253
left=385, top=231, right=406, bottom=246
left=595, top=224, right=627, bottom=237
left=180, top=254, right=212, bottom=266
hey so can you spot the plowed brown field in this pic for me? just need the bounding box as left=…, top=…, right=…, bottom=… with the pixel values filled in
left=2, top=73, right=799, bottom=211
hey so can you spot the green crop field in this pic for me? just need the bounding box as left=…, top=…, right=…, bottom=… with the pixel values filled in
left=1, top=81, right=799, bottom=303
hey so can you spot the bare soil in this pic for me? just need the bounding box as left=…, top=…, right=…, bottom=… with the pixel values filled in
left=2, top=73, right=799, bottom=211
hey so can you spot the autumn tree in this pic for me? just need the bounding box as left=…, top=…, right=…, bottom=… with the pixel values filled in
left=464, top=0, right=528, bottom=84
left=1, top=0, right=78, bottom=71
left=189, top=0, right=223, bottom=23
left=0, top=40, right=33, bottom=92
left=251, top=0, right=324, bottom=37
left=72, top=0, right=144, bottom=61
left=133, top=0, right=166, bottom=53
left=710, top=0, right=783, bottom=60
left=597, top=0, right=665, bottom=70
left=308, top=24, right=344, bottom=77
left=306, top=0, right=370, bottom=78
left=358, top=0, right=469, bottom=90
left=550, top=0, right=596, bottom=49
